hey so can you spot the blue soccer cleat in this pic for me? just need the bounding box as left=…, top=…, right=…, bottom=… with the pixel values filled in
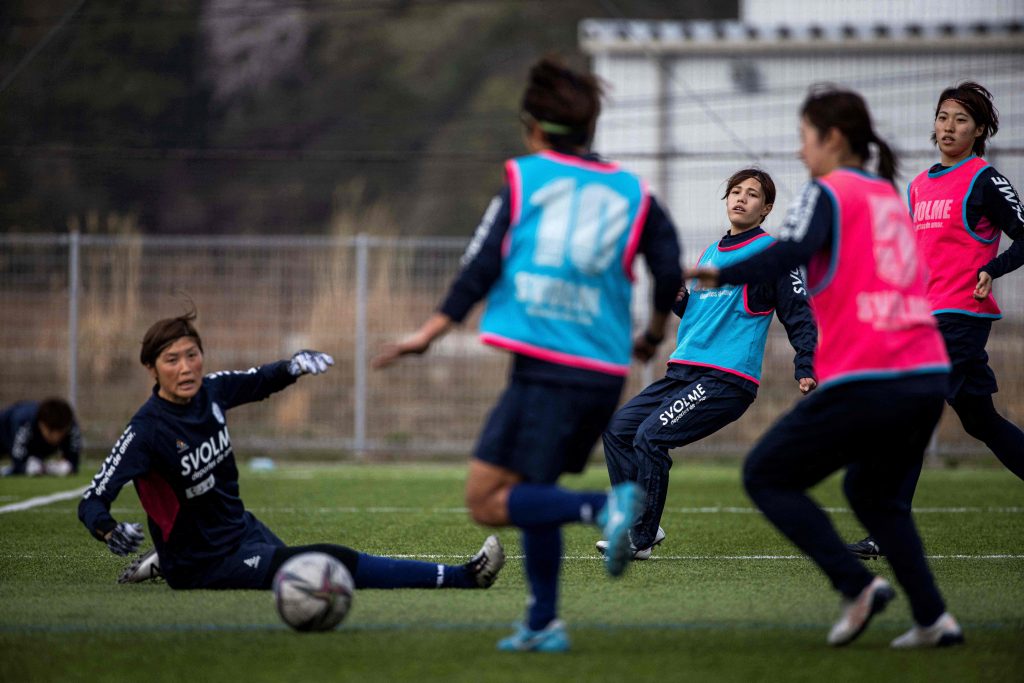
left=497, top=619, right=570, bottom=652
left=598, top=482, right=643, bottom=577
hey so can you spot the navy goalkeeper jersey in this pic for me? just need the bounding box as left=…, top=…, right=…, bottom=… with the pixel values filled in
left=78, top=362, right=296, bottom=577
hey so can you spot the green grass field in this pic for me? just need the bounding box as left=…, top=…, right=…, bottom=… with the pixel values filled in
left=1, top=461, right=1021, bottom=682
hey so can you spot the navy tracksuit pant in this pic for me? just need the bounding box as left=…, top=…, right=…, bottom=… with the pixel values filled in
left=602, top=374, right=754, bottom=550
left=743, top=374, right=949, bottom=626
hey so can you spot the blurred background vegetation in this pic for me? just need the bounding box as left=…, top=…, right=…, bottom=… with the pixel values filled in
left=0, top=0, right=735, bottom=236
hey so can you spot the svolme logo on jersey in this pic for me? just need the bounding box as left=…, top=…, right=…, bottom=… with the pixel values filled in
left=515, top=272, right=601, bottom=325
left=913, top=199, right=953, bottom=230
left=992, top=175, right=1024, bottom=224
left=659, top=384, right=707, bottom=426
left=180, top=426, right=233, bottom=479
left=856, top=290, right=932, bottom=331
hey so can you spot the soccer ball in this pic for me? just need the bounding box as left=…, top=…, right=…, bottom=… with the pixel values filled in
left=272, top=552, right=355, bottom=632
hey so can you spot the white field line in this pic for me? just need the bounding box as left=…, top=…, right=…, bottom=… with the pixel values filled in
left=3, top=483, right=1021, bottom=519
left=4, top=552, right=1023, bottom=561
left=390, top=553, right=1024, bottom=561
left=0, top=486, right=88, bottom=514
left=4, top=488, right=1023, bottom=517
left=243, top=506, right=1024, bottom=514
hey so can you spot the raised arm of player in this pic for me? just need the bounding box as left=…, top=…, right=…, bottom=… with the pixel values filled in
left=690, top=182, right=834, bottom=288
left=204, top=361, right=301, bottom=410
left=372, top=189, right=511, bottom=369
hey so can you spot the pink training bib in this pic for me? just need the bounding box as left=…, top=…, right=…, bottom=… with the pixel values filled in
left=909, top=156, right=1001, bottom=318
left=807, top=169, right=949, bottom=387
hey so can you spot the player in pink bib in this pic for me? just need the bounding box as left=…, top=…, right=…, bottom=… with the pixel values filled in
left=848, top=82, right=1024, bottom=562
left=690, top=87, right=962, bottom=649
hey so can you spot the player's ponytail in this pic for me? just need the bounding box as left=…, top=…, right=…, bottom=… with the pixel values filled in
left=801, top=85, right=899, bottom=186
left=521, top=55, right=603, bottom=150
left=870, top=131, right=898, bottom=186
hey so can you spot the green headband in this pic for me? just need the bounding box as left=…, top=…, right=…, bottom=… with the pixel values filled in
left=537, top=120, right=575, bottom=135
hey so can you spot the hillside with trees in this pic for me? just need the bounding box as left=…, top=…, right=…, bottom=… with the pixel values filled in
left=0, top=0, right=735, bottom=236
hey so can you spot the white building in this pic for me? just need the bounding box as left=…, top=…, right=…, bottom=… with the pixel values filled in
left=581, top=3, right=1024, bottom=321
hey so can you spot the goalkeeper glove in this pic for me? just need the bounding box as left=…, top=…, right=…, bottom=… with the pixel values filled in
left=288, top=350, right=335, bottom=376
left=107, top=522, right=145, bottom=556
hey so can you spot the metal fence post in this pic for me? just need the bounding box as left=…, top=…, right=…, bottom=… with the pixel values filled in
left=354, top=233, right=369, bottom=456
left=67, top=229, right=80, bottom=409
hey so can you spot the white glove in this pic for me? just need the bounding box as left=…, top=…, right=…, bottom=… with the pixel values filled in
left=107, top=522, right=145, bottom=556
left=288, top=350, right=335, bottom=376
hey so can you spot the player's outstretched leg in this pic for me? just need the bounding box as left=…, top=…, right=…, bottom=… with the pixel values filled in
left=278, top=539, right=505, bottom=590
left=598, top=482, right=643, bottom=577
left=354, top=540, right=505, bottom=589
left=118, top=548, right=163, bottom=584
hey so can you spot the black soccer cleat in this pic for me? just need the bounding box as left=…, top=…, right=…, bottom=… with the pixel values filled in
left=847, top=536, right=883, bottom=561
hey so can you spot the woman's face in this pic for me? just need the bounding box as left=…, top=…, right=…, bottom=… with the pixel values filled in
left=149, top=336, right=204, bottom=404
left=726, top=177, right=772, bottom=231
left=934, top=99, right=983, bottom=162
left=799, top=116, right=834, bottom=178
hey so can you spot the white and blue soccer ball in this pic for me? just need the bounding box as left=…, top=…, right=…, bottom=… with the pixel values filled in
left=272, top=552, right=355, bottom=632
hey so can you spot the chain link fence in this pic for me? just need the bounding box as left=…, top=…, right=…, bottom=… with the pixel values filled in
left=2, top=232, right=1021, bottom=461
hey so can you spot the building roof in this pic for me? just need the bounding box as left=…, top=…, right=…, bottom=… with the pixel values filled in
left=579, top=19, right=1024, bottom=54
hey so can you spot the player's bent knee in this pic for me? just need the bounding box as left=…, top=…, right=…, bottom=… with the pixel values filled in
left=465, top=495, right=505, bottom=526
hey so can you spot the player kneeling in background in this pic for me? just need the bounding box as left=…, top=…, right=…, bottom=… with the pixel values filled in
left=79, top=308, right=504, bottom=593
left=1, top=397, right=82, bottom=477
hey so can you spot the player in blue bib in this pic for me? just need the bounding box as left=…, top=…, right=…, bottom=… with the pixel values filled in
left=598, top=169, right=817, bottom=558
left=374, top=56, right=683, bottom=652
left=79, top=308, right=505, bottom=592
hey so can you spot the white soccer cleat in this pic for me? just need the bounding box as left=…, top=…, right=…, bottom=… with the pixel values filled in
left=891, top=612, right=964, bottom=649
left=827, top=576, right=896, bottom=646
left=595, top=526, right=666, bottom=560
left=466, top=535, right=505, bottom=588
left=118, top=548, right=163, bottom=584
